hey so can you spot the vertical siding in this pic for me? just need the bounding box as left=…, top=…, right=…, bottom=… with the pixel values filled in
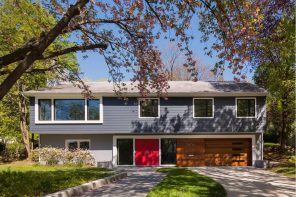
left=30, top=96, right=266, bottom=134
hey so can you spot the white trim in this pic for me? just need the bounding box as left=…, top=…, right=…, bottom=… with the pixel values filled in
left=235, top=97, right=257, bottom=118
left=35, top=96, right=103, bottom=124
left=193, top=98, right=214, bottom=118
left=24, top=92, right=268, bottom=97
left=112, top=134, right=256, bottom=167
left=65, top=139, right=91, bottom=149
left=138, top=98, right=160, bottom=118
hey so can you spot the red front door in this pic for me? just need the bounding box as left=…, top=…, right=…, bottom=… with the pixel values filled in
left=135, top=139, right=159, bottom=166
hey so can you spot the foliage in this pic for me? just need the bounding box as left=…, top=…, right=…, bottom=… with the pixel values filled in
left=271, top=167, right=295, bottom=179
left=0, top=0, right=78, bottom=157
left=199, top=0, right=294, bottom=80
left=264, top=143, right=295, bottom=178
left=254, top=8, right=295, bottom=148
left=0, top=163, right=113, bottom=197
left=147, top=168, right=226, bottom=197
left=1, top=143, right=26, bottom=162
left=32, top=147, right=96, bottom=166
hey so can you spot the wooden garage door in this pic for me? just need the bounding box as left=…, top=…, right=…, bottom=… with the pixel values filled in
left=176, top=138, right=251, bottom=167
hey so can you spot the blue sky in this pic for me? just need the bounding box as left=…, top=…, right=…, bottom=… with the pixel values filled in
left=77, top=16, right=253, bottom=82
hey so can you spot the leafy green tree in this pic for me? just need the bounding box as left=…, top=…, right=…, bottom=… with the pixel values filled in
left=0, top=0, right=78, bottom=157
left=254, top=13, right=295, bottom=149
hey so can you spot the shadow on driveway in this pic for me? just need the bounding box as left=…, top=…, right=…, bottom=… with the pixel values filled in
left=79, top=167, right=165, bottom=197
left=193, top=167, right=296, bottom=197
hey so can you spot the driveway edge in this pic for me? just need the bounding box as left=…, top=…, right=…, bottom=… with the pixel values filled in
left=44, top=172, right=127, bottom=197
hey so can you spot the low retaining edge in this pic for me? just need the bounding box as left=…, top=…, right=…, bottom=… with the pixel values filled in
left=44, top=172, right=127, bottom=197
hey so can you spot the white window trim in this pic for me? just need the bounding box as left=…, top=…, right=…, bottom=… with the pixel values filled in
left=138, top=98, right=160, bottom=118
left=35, top=96, right=103, bottom=124
left=193, top=98, right=214, bottom=118
left=112, top=134, right=256, bottom=167
left=235, top=97, right=257, bottom=118
left=65, top=139, right=91, bottom=149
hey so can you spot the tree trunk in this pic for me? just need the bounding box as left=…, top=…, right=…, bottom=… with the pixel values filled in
left=18, top=82, right=31, bottom=158
left=280, top=100, right=287, bottom=150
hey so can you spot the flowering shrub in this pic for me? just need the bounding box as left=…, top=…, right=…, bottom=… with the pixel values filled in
left=32, top=147, right=95, bottom=166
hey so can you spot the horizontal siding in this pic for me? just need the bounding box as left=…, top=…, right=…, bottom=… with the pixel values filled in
left=30, top=97, right=266, bottom=134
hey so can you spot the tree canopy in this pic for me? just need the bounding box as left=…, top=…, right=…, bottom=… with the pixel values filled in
left=0, top=0, right=281, bottom=99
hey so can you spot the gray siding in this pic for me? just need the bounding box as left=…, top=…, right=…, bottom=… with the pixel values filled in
left=40, top=134, right=113, bottom=162
left=30, top=97, right=266, bottom=134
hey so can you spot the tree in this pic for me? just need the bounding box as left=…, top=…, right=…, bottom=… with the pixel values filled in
left=0, top=0, right=197, bottom=99
left=0, top=0, right=270, bottom=99
left=198, top=0, right=294, bottom=80
left=0, top=0, right=79, bottom=157
left=162, top=43, right=220, bottom=81
left=253, top=8, right=295, bottom=149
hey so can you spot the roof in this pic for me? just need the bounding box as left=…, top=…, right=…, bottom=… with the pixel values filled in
left=23, top=81, right=268, bottom=97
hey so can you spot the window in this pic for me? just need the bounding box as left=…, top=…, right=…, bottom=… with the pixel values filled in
left=117, top=139, right=133, bottom=165
left=139, top=98, right=159, bottom=118
left=55, top=99, right=85, bottom=120
left=38, top=99, right=51, bottom=120
left=193, top=98, right=214, bottom=118
left=36, top=97, right=102, bottom=123
left=87, top=99, right=100, bottom=120
left=161, top=138, right=176, bottom=165
left=66, top=140, right=90, bottom=150
left=236, top=98, right=256, bottom=117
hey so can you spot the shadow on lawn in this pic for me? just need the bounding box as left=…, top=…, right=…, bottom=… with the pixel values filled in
left=0, top=167, right=112, bottom=197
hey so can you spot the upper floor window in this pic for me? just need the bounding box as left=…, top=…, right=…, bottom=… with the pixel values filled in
left=66, top=139, right=90, bottom=150
left=236, top=98, right=256, bottom=118
left=87, top=99, right=100, bottom=120
left=193, top=98, right=214, bottom=118
left=55, top=99, right=85, bottom=120
left=139, top=98, right=159, bottom=118
left=37, top=98, right=102, bottom=123
left=38, top=99, right=51, bottom=120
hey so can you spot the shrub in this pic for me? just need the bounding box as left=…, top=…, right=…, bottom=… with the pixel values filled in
left=1, top=143, right=26, bottom=162
left=32, top=147, right=95, bottom=166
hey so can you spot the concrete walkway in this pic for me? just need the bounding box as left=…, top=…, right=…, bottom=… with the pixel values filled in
left=193, top=167, right=296, bottom=197
left=79, top=167, right=165, bottom=197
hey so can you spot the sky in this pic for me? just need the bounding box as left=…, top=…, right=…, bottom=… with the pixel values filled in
left=77, top=16, right=253, bottom=82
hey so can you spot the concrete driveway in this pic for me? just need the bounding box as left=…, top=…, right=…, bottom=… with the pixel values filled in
left=193, top=167, right=296, bottom=197
left=79, top=167, right=165, bottom=197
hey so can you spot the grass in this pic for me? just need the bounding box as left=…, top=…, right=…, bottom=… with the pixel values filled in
left=271, top=166, right=295, bottom=178
left=147, top=168, right=226, bottom=197
left=264, top=143, right=295, bottom=179
left=0, top=162, right=113, bottom=197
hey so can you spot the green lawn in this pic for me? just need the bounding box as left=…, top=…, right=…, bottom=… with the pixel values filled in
left=0, top=162, right=113, bottom=197
left=271, top=166, right=295, bottom=178
left=147, top=168, right=226, bottom=197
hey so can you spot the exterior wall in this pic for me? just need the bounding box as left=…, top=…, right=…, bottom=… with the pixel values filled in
left=30, top=96, right=266, bottom=134
left=39, top=134, right=113, bottom=163
left=112, top=133, right=262, bottom=167
left=39, top=133, right=262, bottom=166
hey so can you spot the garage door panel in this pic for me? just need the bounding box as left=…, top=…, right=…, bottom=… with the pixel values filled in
left=176, top=138, right=251, bottom=167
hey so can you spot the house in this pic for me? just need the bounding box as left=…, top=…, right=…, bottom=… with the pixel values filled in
left=24, top=81, right=267, bottom=167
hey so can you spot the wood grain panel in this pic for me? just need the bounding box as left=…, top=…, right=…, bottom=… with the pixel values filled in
left=176, top=138, right=251, bottom=167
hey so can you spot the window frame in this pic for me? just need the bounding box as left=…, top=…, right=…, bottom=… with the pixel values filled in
left=35, top=95, right=103, bottom=124
left=138, top=98, right=160, bottom=118
left=193, top=98, right=214, bottom=118
left=65, top=139, right=91, bottom=150
left=235, top=97, right=256, bottom=118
